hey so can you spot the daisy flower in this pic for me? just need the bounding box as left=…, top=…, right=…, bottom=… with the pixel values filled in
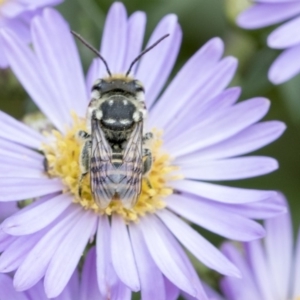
left=0, top=2, right=286, bottom=299
left=0, top=0, right=63, bottom=68
left=237, top=0, right=300, bottom=84
left=220, top=195, right=300, bottom=300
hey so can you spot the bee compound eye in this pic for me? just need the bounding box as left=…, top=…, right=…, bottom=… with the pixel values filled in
left=134, top=81, right=145, bottom=93
left=92, top=79, right=103, bottom=92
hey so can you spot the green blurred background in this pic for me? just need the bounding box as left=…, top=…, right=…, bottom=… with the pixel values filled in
left=1, top=0, right=299, bottom=292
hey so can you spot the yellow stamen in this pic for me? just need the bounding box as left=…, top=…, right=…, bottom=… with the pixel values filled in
left=42, top=114, right=181, bottom=222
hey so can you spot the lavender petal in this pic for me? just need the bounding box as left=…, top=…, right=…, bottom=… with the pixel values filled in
left=265, top=198, right=293, bottom=300
left=13, top=207, right=81, bottom=291
left=44, top=211, right=97, bottom=298
left=268, top=43, right=300, bottom=84
left=111, top=214, right=140, bottom=291
left=167, top=194, right=265, bottom=241
left=149, top=37, right=224, bottom=130
left=172, top=179, right=276, bottom=204
left=180, top=156, right=278, bottom=181
left=0, top=178, right=64, bottom=201
left=129, top=223, right=166, bottom=300
left=136, top=15, right=182, bottom=108
left=156, top=209, right=240, bottom=277
left=2, top=193, right=72, bottom=235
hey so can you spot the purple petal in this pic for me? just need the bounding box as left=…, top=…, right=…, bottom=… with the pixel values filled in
left=0, top=29, right=64, bottom=131
left=167, top=194, right=265, bottom=241
left=244, top=241, right=273, bottom=300
left=172, top=180, right=276, bottom=203
left=164, top=277, right=180, bottom=300
left=0, top=232, right=17, bottom=252
left=237, top=2, right=300, bottom=29
left=161, top=56, right=237, bottom=131
left=44, top=211, right=98, bottom=298
left=163, top=87, right=241, bottom=142
left=110, top=281, right=132, bottom=300
left=154, top=56, right=237, bottom=134
left=99, top=2, right=128, bottom=74
left=3, top=16, right=31, bottom=43
left=122, top=11, right=146, bottom=73
left=96, top=215, right=129, bottom=299
left=220, top=242, right=262, bottom=300
left=129, top=223, right=166, bottom=300
left=0, top=155, right=42, bottom=170
left=156, top=209, right=240, bottom=277
left=0, top=2, right=25, bottom=18
left=139, top=214, right=208, bottom=299
left=21, top=0, right=63, bottom=7
left=0, top=136, right=43, bottom=161
left=25, top=280, right=49, bottom=300
left=222, top=196, right=287, bottom=219
left=268, top=15, right=300, bottom=49
left=80, top=247, right=101, bottom=300
left=0, top=111, right=44, bottom=149
left=268, top=44, right=300, bottom=84
left=136, top=15, right=182, bottom=108
left=31, top=9, right=87, bottom=118
left=167, top=97, right=270, bottom=157
left=2, top=193, right=72, bottom=235
left=255, top=0, right=300, bottom=3
left=180, top=156, right=278, bottom=181
left=292, top=227, right=300, bottom=298
left=14, top=207, right=81, bottom=291
left=55, top=271, right=79, bottom=300
left=0, top=166, right=43, bottom=179
left=177, top=121, right=285, bottom=162
left=202, top=282, right=226, bottom=300
left=85, top=58, right=101, bottom=95
left=0, top=202, right=18, bottom=222
left=0, top=230, right=46, bottom=273
left=149, top=37, right=224, bottom=130
left=265, top=198, right=293, bottom=300
left=111, top=214, right=140, bottom=291
left=0, top=274, right=28, bottom=300
left=0, top=178, right=64, bottom=201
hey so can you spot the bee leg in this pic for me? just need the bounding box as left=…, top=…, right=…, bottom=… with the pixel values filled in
left=142, top=132, right=153, bottom=144
left=43, top=156, right=49, bottom=173
left=78, top=137, right=92, bottom=198
left=77, top=130, right=91, bottom=141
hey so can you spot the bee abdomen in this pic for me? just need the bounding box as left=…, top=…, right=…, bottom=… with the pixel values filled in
left=112, top=153, right=123, bottom=168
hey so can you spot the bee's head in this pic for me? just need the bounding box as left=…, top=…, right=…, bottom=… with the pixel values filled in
left=91, top=77, right=145, bottom=102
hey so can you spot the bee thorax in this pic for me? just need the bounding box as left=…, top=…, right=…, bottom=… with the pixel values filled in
left=100, top=97, right=137, bottom=131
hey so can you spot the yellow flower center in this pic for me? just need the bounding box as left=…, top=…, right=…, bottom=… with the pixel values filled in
left=42, top=114, right=180, bottom=222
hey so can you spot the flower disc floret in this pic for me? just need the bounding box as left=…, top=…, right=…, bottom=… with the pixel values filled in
left=42, top=115, right=179, bottom=222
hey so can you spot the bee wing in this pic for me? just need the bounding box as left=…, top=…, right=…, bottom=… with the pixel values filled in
left=90, top=117, right=115, bottom=209
left=118, top=121, right=143, bottom=208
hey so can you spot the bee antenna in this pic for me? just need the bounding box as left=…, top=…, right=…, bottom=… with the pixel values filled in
left=125, top=34, right=170, bottom=77
left=71, top=30, right=112, bottom=77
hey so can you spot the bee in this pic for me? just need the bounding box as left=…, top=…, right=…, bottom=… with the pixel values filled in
left=72, top=31, right=169, bottom=209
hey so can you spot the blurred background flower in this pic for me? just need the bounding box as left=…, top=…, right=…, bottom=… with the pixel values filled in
left=0, top=0, right=63, bottom=68
left=220, top=195, right=300, bottom=300
left=237, top=0, right=300, bottom=85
